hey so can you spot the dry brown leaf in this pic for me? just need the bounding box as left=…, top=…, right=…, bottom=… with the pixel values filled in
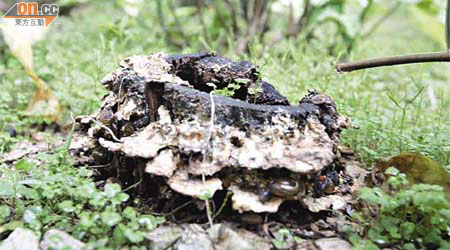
left=1, top=19, right=60, bottom=121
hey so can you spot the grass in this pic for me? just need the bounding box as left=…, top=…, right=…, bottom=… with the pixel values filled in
left=1, top=2, right=449, bottom=166
left=0, top=1, right=449, bottom=248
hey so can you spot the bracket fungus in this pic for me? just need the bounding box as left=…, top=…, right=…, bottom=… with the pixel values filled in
left=70, top=52, right=362, bottom=216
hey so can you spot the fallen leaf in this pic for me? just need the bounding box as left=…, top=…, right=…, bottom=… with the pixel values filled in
left=1, top=18, right=60, bottom=121
left=377, top=152, right=450, bottom=195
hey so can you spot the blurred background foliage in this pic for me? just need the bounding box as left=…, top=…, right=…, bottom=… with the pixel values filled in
left=0, top=0, right=449, bottom=166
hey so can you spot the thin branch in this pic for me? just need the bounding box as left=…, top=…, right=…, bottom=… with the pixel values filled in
left=336, top=51, right=450, bottom=72
left=88, top=164, right=110, bottom=168
left=122, top=180, right=141, bottom=192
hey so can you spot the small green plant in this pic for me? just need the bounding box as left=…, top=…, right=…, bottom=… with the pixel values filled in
left=350, top=167, right=450, bottom=249
left=207, top=79, right=249, bottom=98
left=0, top=149, right=165, bottom=248
left=212, top=83, right=241, bottom=97
left=272, top=228, right=303, bottom=249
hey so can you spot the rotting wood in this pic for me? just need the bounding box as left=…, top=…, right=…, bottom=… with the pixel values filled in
left=69, top=52, right=363, bottom=223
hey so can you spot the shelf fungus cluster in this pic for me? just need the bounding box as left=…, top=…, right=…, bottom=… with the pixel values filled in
left=70, top=52, right=360, bottom=216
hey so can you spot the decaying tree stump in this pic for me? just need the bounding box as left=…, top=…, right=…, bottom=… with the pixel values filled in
left=70, top=52, right=365, bottom=229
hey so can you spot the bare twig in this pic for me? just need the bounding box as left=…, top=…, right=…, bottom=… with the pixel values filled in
left=88, top=164, right=110, bottom=168
left=167, top=200, right=196, bottom=216
left=122, top=180, right=142, bottom=192
left=336, top=51, right=450, bottom=72
left=151, top=199, right=196, bottom=217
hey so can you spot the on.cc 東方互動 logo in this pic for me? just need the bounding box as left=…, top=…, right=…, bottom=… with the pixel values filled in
left=2, top=2, right=59, bottom=27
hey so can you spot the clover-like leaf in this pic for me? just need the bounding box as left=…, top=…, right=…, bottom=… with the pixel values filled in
left=123, top=227, right=144, bottom=243
left=101, top=211, right=122, bottom=227
left=58, top=200, right=75, bottom=213
left=123, top=207, right=137, bottom=220
left=0, top=182, right=14, bottom=197
left=105, top=183, right=122, bottom=198
left=138, top=215, right=158, bottom=231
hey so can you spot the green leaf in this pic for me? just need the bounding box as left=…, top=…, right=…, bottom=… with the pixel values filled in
left=138, top=215, right=158, bottom=231
left=89, top=192, right=107, bottom=207
left=105, top=183, right=121, bottom=198
left=198, top=191, right=212, bottom=201
left=76, top=183, right=97, bottom=198
left=401, top=222, right=415, bottom=238
left=0, top=221, right=24, bottom=234
left=359, top=187, right=386, bottom=205
left=58, top=200, right=75, bottom=213
left=112, top=224, right=127, bottom=246
left=23, top=206, right=42, bottom=230
left=15, top=159, right=35, bottom=172
left=123, top=227, right=144, bottom=243
left=404, top=243, right=415, bottom=250
left=23, top=207, right=41, bottom=223
left=155, top=216, right=166, bottom=224
left=0, top=205, right=10, bottom=223
left=101, top=211, right=122, bottom=227
left=0, top=182, right=14, bottom=197
left=114, top=193, right=129, bottom=203
left=367, top=227, right=388, bottom=245
left=79, top=212, right=94, bottom=228
left=0, top=205, right=10, bottom=218
left=277, top=228, right=291, bottom=237
left=123, top=207, right=137, bottom=220
left=385, top=167, right=400, bottom=176
left=440, top=209, right=450, bottom=219
left=273, top=239, right=289, bottom=249
left=16, top=184, right=39, bottom=200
